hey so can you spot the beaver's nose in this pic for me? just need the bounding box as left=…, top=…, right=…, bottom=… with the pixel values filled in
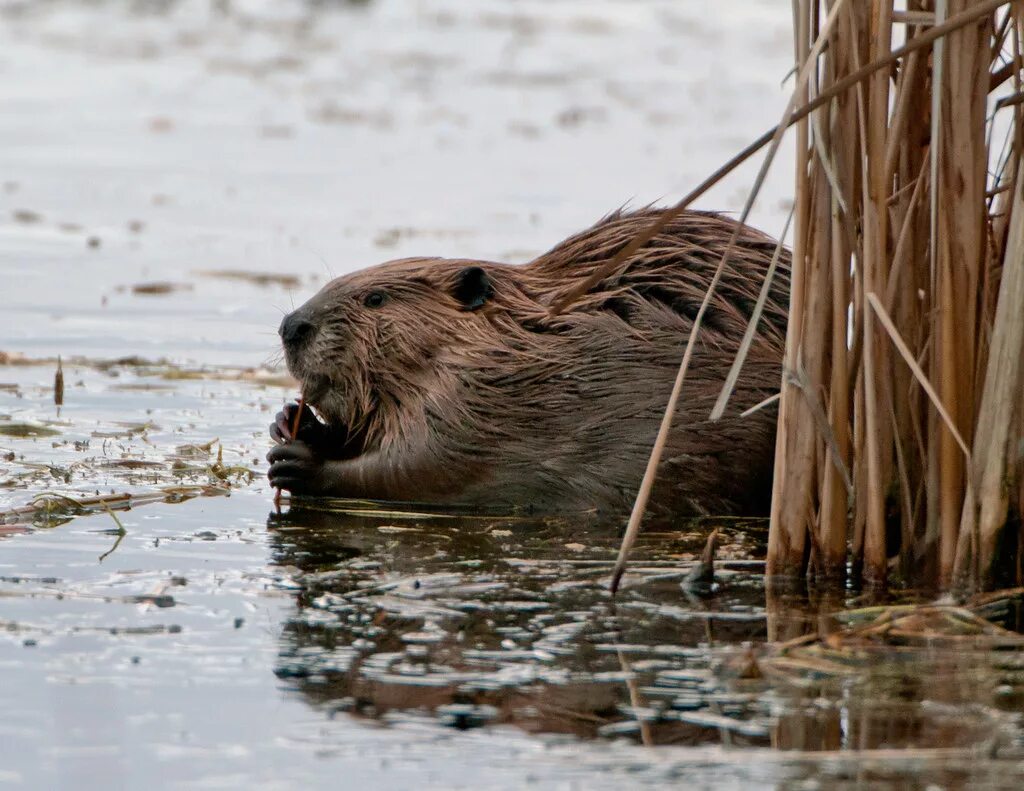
left=279, top=311, right=315, bottom=346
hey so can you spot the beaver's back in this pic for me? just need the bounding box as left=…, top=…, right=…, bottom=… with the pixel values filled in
left=525, top=208, right=789, bottom=350
left=463, top=208, right=791, bottom=516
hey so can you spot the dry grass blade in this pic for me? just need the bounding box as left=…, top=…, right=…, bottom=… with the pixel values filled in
left=866, top=292, right=971, bottom=463
left=740, top=392, right=781, bottom=418
left=608, top=342, right=693, bottom=593
left=710, top=208, right=793, bottom=421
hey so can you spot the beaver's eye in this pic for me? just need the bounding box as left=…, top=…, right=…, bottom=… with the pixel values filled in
left=363, top=291, right=387, bottom=308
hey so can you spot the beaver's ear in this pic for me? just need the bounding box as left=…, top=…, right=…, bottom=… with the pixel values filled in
left=452, top=266, right=493, bottom=311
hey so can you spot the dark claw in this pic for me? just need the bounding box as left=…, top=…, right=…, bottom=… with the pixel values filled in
left=267, top=440, right=323, bottom=495
left=270, top=411, right=292, bottom=444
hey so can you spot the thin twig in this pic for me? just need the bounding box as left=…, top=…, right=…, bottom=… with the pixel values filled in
left=274, top=396, right=304, bottom=509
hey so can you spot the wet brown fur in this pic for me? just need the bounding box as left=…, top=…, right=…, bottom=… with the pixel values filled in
left=272, top=207, right=790, bottom=515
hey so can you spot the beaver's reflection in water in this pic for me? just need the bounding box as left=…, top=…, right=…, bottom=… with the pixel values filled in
left=265, top=503, right=778, bottom=745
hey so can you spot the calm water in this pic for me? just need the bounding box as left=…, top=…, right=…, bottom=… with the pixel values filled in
left=2, top=1, right=1024, bottom=789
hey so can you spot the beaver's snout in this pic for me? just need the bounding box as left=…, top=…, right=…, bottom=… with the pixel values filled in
left=279, top=310, right=315, bottom=348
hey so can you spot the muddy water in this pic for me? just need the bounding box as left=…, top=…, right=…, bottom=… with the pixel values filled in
left=2, top=2, right=1024, bottom=789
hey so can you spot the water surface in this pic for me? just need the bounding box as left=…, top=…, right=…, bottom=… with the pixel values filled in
left=3, top=2, right=1023, bottom=789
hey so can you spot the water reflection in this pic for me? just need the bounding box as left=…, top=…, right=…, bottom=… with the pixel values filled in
left=265, top=501, right=1024, bottom=775
left=267, top=503, right=773, bottom=743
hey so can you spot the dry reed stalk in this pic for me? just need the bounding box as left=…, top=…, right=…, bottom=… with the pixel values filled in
left=821, top=15, right=858, bottom=578
left=711, top=211, right=793, bottom=421
left=766, top=0, right=815, bottom=584
left=954, top=156, right=1024, bottom=583
left=574, top=0, right=1016, bottom=593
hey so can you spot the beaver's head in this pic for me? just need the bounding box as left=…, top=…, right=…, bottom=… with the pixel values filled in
left=278, top=257, right=501, bottom=443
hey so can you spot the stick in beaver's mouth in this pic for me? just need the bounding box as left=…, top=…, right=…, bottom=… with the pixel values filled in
left=273, top=395, right=304, bottom=509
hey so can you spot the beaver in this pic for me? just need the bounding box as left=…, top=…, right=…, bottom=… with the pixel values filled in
left=267, top=207, right=790, bottom=516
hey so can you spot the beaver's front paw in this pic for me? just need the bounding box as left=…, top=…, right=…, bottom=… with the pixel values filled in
left=267, top=441, right=333, bottom=496
left=270, top=402, right=357, bottom=460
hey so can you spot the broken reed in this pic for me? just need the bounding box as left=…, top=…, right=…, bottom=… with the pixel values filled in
left=770, top=0, right=1024, bottom=591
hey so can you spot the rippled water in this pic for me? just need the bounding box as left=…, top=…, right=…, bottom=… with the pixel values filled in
left=3, top=1, right=1024, bottom=789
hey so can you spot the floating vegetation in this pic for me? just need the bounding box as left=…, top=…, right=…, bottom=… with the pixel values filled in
left=0, top=357, right=266, bottom=536
left=209, top=444, right=255, bottom=485
left=107, top=382, right=176, bottom=393
left=128, top=281, right=194, bottom=296
left=0, top=486, right=228, bottom=528
left=98, top=459, right=164, bottom=469
left=11, top=209, right=42, bottom=223
left=97, top=501, right=127, bottom=562
left=174, top=438, right=220, bottom=458
left=1, top=352, right=296, bottom=390
left=91, top=420, right=157, bottom=438
left=764, top=603, right=1024, bottom=686
left=0, top=423, right=61, bottom=438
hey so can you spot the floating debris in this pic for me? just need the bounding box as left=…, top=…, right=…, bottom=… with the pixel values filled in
left=196, top=269, right=301, bottom=288
left=0, top=486, right=226, bottom=527
left=11, top=209, right=42, bottom=223
left=762, top=604, right=1024, bottom=686
left=130, top=281, right=193, bottom=296
left=0, top=423, right=61, bottom=439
